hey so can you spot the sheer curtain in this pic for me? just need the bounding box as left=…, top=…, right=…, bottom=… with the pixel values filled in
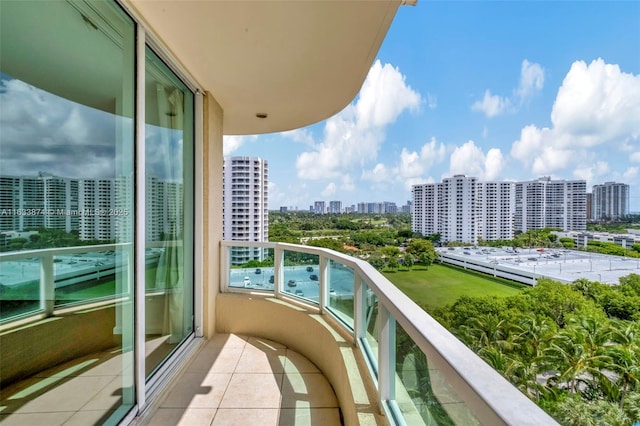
left=154, top=83, right=185, bottom=345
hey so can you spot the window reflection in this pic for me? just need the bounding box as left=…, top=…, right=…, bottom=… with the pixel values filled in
left=144, top=47, right=194, bottom=379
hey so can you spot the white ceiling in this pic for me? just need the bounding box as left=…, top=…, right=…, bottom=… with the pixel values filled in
left=128, top=0, right=406, bottom=135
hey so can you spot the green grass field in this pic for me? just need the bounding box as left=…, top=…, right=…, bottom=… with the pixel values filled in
left=383, top=263, right=525, bottom=311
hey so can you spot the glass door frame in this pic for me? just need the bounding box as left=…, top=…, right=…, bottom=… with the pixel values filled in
left=118, top=7, right=205, bottom=418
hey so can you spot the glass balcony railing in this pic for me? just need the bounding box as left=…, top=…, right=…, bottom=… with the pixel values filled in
left=0, top=243, right=133, bottom=322
left=221, top=241, right=558, bottom=426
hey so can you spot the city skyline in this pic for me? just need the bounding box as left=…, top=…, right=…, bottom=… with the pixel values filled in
left=224, top=1, right=640, bottom=211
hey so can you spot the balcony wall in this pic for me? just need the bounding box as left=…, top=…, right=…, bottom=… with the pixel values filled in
left=216, top=293, right=385, bottom=426
left=0, top=303, right=119, bottom=384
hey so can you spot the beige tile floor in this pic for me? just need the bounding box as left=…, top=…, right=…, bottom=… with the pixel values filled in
left=0, top=334, right=341, bottom=426
left=147, top=334, right=342, bottom=426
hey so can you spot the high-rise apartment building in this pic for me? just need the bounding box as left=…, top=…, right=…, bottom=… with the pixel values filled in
left=477, top=181, right=515, bottom=241
left=412, top=175, right=586, bottom=243
left=412, top=175, right=478, bottom=243
left=222, top=156, right=269, bottom=264
left=514, top=177, right=586, bottom=233
left=328, top=200, right=342, bottom=214
left=313, top=201, right=326, bottom=214
left=592, top=181, right=629, bottom=221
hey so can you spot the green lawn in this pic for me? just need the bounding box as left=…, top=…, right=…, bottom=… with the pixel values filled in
left=383, top=263, right=524, bottom=311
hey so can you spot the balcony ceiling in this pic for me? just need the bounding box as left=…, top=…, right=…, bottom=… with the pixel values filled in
left=128, top=0, right=407, bottom=135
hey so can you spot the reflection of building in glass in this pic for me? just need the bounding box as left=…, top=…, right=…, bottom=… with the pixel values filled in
left=222, top=157, right=269, bottom=265
left=146, top=176, right=184, bottom=242
left=0, top=173, right=181, bottom=242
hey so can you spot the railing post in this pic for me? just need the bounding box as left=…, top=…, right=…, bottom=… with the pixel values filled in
left=40, top=253, right=55, bottom=316
left=354, top=273, right=363, bottom=342
left=378, top=305, right=395, bottom=409
left=273, top=244, right=283, bottom=298
left=318, top=254, right=328, bottom=314
left=220, top=243, right=230, bottom=293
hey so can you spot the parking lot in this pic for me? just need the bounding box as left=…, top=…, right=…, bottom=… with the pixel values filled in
left=228, top=264, right=355, bottom=299
left=437, top=246, right=640, bottom=285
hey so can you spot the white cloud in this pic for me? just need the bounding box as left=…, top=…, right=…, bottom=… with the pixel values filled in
left=551, top=58, right=640, bottom=147
left=471, top=90, right=511, bottom=118
left=0, top=77, right=122, bottom=179
left=341, top=174, right=355, bottom=191
left=623, top=166, right=638, bottom=180
left=321, top=182, right=337, bottom=197
left=361, top=163, right=390, bottom=183
left=517, top=59, right=545, bottom=100
left=362, top=137, right=447, bottom=190
left=448, top=140, right=505, bottom=180
left=223, top=135, right=257, bottom=155
left=573, top=161, right=610, bottom=185
left=631, top=152, right=640, bottom=162
left=472, top=59, right=544, bottom=117
left=484, top=148, right=504, bottom=181
left=511, top=59, right=640, bottom=175
left=281, top=128, right=315, bottom=147
left=296, top=60, right=421, bottom=180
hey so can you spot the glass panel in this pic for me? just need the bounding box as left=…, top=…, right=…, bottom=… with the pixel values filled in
left=0, top=1, right=135, bottom=423
left=144, top=46, right=194, bottom=379
left=228, top=246, right=274, bottom=291
left=282, top=250, right=319, bottom=303
left=362, top=281, right=379, bottom=376
left=53, top=248, right=129, bottom=307
left=395, top=322, right=480, bottom=426
left=327, top=259, right=355, bottom=327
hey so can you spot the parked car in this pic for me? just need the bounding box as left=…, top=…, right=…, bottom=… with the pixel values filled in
left=287, top=279, right=297, bottom=287
left=243, top=277, right=251, bottom=287
left=306, top=266, right=314, bottom=272
left=294, top=289, right=304, bottom=297
left=309, top=274, right=318, bottom=281
left=255, top=268, right=261, bottom=274
left=269, top=275, right=274, bottom=284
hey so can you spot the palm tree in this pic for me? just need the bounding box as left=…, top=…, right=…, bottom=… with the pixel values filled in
left=541, top=327, right=614, bottom=397
left=509, top=314, right=556, bottom=361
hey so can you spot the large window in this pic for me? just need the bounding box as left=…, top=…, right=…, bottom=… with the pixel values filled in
left=144, top=46, right=195, bottom=379
left=0, top=1, right=195, bottom=423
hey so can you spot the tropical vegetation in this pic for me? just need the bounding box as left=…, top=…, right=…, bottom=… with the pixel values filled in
left=431, top=276, right=640, bottom=425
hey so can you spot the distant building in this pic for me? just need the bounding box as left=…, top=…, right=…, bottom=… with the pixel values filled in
left=279, top=206, right=288, bottom=213
left=328, top=201, right=342, bottom=214
left=514, top=177, right=586, bottom=233
left=223, top=156, right=269, bottom=265
left=313, top=201, right=326, bottom=214
left=477, top=181, right=515, bottom=241
left=412, top=175, right=587, bottom=244
left=592, top=182, right=629, bottom=221
left=412, top=175, right=478, bottom=244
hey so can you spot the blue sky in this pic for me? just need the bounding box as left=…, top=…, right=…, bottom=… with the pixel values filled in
left=226, top=1, right=640, bottom=212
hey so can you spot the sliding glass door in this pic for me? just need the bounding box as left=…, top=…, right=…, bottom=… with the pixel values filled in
left=143, top=47, right=195, bottom=379
left=0, top=1, right=136, bottom=424
left=0, top=1, right=196, bottom=423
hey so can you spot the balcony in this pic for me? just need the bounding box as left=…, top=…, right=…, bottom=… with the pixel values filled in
left=0, top=242, right=557, bottom=425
